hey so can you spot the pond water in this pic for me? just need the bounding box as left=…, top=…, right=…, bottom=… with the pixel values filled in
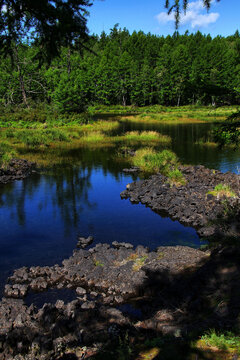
left=0, top=119, right=240, bottom=297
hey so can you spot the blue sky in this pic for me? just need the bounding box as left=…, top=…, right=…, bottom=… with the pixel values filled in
left=87, top=0, right=240, bottom=37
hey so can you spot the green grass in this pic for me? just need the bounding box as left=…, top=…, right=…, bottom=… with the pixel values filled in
left=80, top=120, right=120, bottom=134
left=80, top=131, right=107, bottom=143
left=122, top=131, right=171, bottom=144
left=0, top=141, right=17, bottom=167
left=131, top=148, right=186, bottom=186
left=207, top=184, right=236, bottom=198
left=1, top=105, right=236, bottom=168
left=197, top=330, right=240, bottom=355
left=94, top=259, right=104, bottom=267
left=117, top=106, right=238, bottom=125
left=89, top=104, right=237, bottom=120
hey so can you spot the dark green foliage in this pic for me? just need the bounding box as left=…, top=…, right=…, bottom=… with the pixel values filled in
left=0, top=28, right=239, bottom=110
left=0, top=0, right=91, bottom=63
left=213, top=111, right=240, bottom=145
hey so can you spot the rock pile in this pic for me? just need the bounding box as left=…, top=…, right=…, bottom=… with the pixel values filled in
left=0, top=159, right=35, bottom=184
left=0, top=243, right=208, bottom=359
left=120, top=165, right=240, bottom=238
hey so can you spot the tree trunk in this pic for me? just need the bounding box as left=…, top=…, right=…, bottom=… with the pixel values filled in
left=67, top=48, right=71, bottom=76
left=177, top=94, right=181, bottom=107
left=122, top=94, right=126, bottom=107
left=211, top=96, right=216, bottom=107
left=14, top=46, right=28, bottom=107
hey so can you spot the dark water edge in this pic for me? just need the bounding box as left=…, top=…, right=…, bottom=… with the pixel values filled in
left=0, top=121, right=240, bottom=299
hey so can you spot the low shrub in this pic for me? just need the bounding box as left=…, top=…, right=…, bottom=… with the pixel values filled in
left=207, top=183, right=236, bottom=198
left=198, top=330, right=240, bottom=354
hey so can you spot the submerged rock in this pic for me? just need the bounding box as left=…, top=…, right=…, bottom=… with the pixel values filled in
left=112, top=241, right=134, bottom=249
left=122, top=166, right=140, bottom=173
left=77, top=235, right=94, bottom=249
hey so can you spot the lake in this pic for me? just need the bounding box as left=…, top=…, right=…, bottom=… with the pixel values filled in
left=0, top=120, right=239, bottom=297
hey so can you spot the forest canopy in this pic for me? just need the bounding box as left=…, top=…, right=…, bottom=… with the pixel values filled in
left=0, top=27, right=239, bottom=111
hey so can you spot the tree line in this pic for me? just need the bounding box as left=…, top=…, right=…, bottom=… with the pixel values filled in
left=0, top=26, right=240, bottom=112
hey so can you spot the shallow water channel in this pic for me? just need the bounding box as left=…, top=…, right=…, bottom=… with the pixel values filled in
left=0, top=119, right=240, bottom=298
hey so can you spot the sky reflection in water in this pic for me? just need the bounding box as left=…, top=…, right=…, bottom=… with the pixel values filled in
left=0, top=121, right=240, bottom=296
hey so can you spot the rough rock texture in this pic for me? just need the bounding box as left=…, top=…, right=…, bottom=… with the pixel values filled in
left=120, top=165, right=240, bottom=238
left=0, top=159, right=35, bottom=185
left=122, top=166, right=140, bottom=174
left=77, top=235, right=94, bottom=249
left=4, top=244, right=207, bottom=302
left=0, top=243, right=208, bottom=359
left=1, top=243, right=240, bottom=359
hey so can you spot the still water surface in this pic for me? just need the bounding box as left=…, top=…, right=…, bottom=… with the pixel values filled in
left=0, top=120, right=239, bottom=296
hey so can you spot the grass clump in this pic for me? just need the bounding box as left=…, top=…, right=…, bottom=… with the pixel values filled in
left=132, top=148, right=186, bottom=186
left=207, top=184, right=236, bottom=198
left=122, top=131, right=171, bottom=145
left=197, top=330, right=240, bottom=355
left=93, top=259, right=104, bottom=267
left=132, top=255, right=148, bottom=271
left=132, top=147, right=156, bottom=172
left=167, top=168, right=187, bottom=186
left=13, top=129, right=70, bottom=148
left=80, top=121, right=120, bottom=135
left=80, top=131, right=107, bottom=143
left=0, top=142, right=17, bottom=167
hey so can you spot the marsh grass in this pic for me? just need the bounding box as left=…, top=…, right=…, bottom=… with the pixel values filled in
left=89, top=104, right=238, bottom=118
left=80, top=121, right=120, bottom=135
left=132, top=148, right=186, bottom=185
left=5, top=129, right=71, bottom=148
left=118, top=106, right=237, bottom=125
left=195, top=140, right=219, bottom=147
left=122, top=131, right=171, bottom=144
left=207, top=184, right=236, bottom=198
left=80, top=131, right=107, bottom=143
left=196, top=330, right=240, bottom=355
left=0, top=141, right=17, bottom=167
left=1, top=105, right=234, bottom=168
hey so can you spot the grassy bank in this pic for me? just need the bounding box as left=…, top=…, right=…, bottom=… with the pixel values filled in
left=92, top=104, right=238, bottom=123
left=0, top=121, right=171, bottom=167
left=128, top=148, right=186, bottom=186
left=0, top=104, right=236, bottom=168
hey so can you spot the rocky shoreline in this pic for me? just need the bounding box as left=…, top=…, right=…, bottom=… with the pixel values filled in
left=121, top=165, right=240, bottom=239
left=0, top=159, right=35, bottom=185
left=1, top=241, right=240, bottom=359
left=0, top=242, right=209, bottom=359
left=1, top=164, right=240, bottom=359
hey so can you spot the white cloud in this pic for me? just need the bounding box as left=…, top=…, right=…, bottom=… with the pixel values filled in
left=156, top=0, right=220, bottom=28
left=1, top=5, right=7, bottom=13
